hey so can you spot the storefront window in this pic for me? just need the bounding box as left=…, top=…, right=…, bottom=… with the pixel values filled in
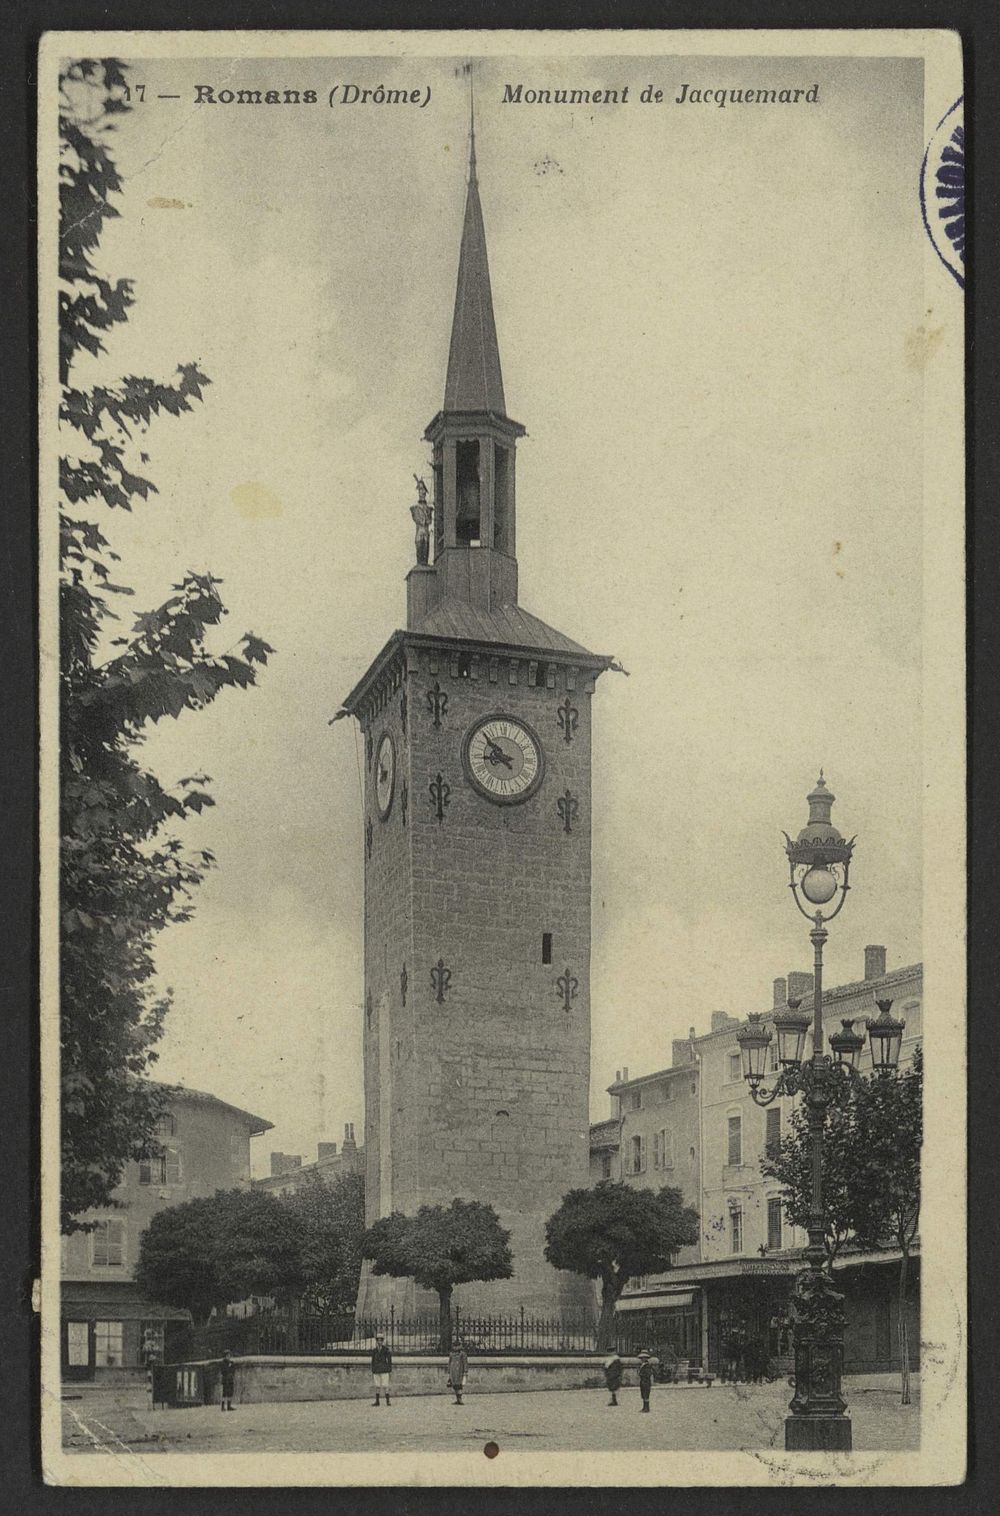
left=95, top=1320, right=124, bottom=1367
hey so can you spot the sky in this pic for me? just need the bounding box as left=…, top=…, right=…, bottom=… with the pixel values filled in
left=61, top=51, right=926, bottom=1174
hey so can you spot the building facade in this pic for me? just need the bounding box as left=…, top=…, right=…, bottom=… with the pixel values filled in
left=339, top=132, right=613, bottom=1316
left=61, top=1084, right=272, bottom=1380
left=592, top=947, right=922, bottom=1373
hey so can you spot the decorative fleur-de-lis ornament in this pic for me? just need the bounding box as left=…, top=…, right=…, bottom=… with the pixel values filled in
left=431, top=959, right=452, bottom=1004
left=429, top=772, right=451, bottom=823
left=426, top=681, right=449, bottom=730
left=555, top=967, right=579, bottom=1011
left=557, top=789, right=579, bottom=835
left=556, top=697, right=579, bottom=745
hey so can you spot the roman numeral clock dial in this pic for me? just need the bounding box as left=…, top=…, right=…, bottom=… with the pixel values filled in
left=463, top=715, right=545, bottom=804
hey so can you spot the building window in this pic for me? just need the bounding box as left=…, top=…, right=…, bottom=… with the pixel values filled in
left=765, top=1107, right=781, bottom=1159
left=156, top=1112, right=176, bottom=1137
left=630, top=1091, right=642, bottom=1111
left=653, top=1127, right=674, bottom=1169
left=630, top=1134, right=646, bottom=1174
left=91, top=1219, right=125, bottom=1267
left=230, top=1131, right=248, bottom=1175
left=661, top=1082, right=674, bottom=1101
left=601, top=1151, right=613, bottom=1179
left=139, top=1148, right=182, bottom=1186
left=690, top=1079, right=696, bottom=1095
left=727, top=1052, right=741, bottom=1082
left=767, top=1197, right=783, bottom=1251
left=630, top=1274, right=649, bottom=1292
left=95, top=1320, right=124, bottom=1368
left=541, top=932, right=552, bottom=965
left=729, top=1205, right=743, bottom=1255
left=66, top=1321, right=89, bottom=1367
left=727, top=1114, right=742, bottom=1167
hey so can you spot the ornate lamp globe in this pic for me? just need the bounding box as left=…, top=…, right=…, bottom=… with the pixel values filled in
left=772, top=998, right=811, bottom=1068
left=829, top=1018, right=865, bottom=1069
left=736, top=1013, right=773, bottom=1087
left=866, top=998, right=906, bottom=1071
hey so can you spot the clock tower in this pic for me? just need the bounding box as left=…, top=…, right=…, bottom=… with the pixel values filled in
left=339, top=130, right=613, bottom=1317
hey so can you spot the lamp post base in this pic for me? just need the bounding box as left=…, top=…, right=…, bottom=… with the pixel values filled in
left=785, top=1414, right=852, bottom=1452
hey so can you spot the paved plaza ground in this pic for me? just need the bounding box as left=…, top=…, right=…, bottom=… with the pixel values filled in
left=61, top=1377, right=920, bottom=1458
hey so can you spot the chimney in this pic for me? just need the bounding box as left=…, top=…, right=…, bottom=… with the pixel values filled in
left=787, top=971, right=814, bottom=1001
left=615, top=1069, right=621, bottom=1084
left=622, top=1065, right=629, bottom=1083
left=711, top=1011, right=735, bottom=1033
left=773, top=977, right=787, bottom=1009
left=270, top=1151, right=301, bottom=1177
left=317, top=1142, right=338, bottom=1161
left=342, top=1122, right=357, bottom=1153
left=864, top=945, right=887, bottom=981
left=672, top=1039, right=693, bottom=1067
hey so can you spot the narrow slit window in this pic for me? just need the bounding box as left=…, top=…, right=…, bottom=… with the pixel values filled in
left=455, top=440, right=481, bottom=545
left=541, top=932, right=552, bottom=964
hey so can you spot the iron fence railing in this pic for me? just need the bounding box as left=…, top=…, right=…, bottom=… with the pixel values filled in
left=169, top=1307, right=606, bottom=1361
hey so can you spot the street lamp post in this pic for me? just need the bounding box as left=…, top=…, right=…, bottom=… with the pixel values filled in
left=736, top=774, right=904, bottom=1453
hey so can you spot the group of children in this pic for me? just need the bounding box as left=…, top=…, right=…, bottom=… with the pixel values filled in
left=215, top=1340, right=659, bottom=1412
left=602, top=1351, right=658, bottom=1412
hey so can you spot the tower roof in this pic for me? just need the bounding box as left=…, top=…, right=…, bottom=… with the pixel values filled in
left=443, top=133, right=507, bottom=415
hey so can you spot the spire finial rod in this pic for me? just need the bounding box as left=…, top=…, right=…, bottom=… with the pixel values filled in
left=468, top=62, right=477, bottom=184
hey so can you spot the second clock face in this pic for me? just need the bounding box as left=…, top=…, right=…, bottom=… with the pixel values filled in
left=375, top=732, right=396, bottom=819
left=464, top=715, right=545, bottom=804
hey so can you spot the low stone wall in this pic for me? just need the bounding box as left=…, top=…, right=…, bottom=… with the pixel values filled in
left=176, top=1355, right=639, bottom=1403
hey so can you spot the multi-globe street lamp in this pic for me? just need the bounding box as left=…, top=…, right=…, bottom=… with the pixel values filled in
left=736, top=774, right=905, bottom=1452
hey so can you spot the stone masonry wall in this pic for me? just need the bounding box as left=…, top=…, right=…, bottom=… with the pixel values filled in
left=358, top=641, right=603, bottom=1318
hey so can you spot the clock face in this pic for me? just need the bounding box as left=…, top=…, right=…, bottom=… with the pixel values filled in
left=374, top=732, right=396, bottom=819
left=463, top=715, right=545, bottom=804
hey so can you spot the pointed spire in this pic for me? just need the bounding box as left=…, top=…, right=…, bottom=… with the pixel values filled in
left=443, top=92, right=506, bottom=415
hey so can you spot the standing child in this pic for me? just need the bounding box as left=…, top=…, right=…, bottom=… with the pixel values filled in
left=447, top=1340, right=469, bottom=1404
left=371, top=1333, right=393, bottom=1406
left=637, top=1349, right=656, bottom=1413
left=603, top=1353, right=623, bottom=1407
left=219, top=1350, right=236, bottom=1412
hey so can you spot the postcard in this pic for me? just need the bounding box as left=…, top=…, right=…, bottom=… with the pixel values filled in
left=39, top=28, right=965, bottom=1487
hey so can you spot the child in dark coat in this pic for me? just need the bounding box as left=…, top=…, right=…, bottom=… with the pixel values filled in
left=603, top=1353, right=623, bottom=1406
left=219, top=1351, right=236, bottom=1412
left=637, top=1349, right=656, bottom=1412
left=371, top=1334, right=393, bottom=1406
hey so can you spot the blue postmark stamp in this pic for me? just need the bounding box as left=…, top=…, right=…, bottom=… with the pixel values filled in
left=920, top=97, right=965, bottom=289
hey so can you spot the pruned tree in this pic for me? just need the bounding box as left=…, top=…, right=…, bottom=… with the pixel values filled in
left=362, top=1199, right=513, bottom=1352
left=282, top=1170, right=366, bottom=1315
left=134, top=1189, right=305, bottom=1326
left=59, top=58, right=273, bottom=1229
left=544, top=1182, right=700, bottom=1350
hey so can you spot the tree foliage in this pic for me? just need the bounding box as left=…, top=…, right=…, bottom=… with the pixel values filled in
left=362, top=1199, right=513, bottom=1351
left=760, top=1048, right=922, bottom=1401
left=59, top=58, right=273, bottom=1228
left=283, top=1170, right=366, bottom=1315
left=760, top=1094, right=858, bottom=1264
left=134, top=1189, right=305, bottom=1325
left=544, top=1182, right=700, bottom=1349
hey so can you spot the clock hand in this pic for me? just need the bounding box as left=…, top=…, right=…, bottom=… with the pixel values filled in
left=484, top=738, right=513, bottom=769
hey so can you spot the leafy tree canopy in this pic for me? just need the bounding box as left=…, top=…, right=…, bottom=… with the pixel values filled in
left=283, top=1170, right=366, bottom=1315
left=362, top=1198, right=513, bottom=1351
left=760, top=1094, right=858, bottom=1264
left=545, top=1181, right=699, bottom=1292
left=134, top=1189, right=305, bottom=1325
left=59, top=58, right=273, bottom=1229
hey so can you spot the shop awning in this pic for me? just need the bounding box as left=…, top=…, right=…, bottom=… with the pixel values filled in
left=617, top=1290, right=698, bottom=1311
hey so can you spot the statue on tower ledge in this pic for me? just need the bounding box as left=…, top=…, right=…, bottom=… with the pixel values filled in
left=410, top=475, right=432, bottom=566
